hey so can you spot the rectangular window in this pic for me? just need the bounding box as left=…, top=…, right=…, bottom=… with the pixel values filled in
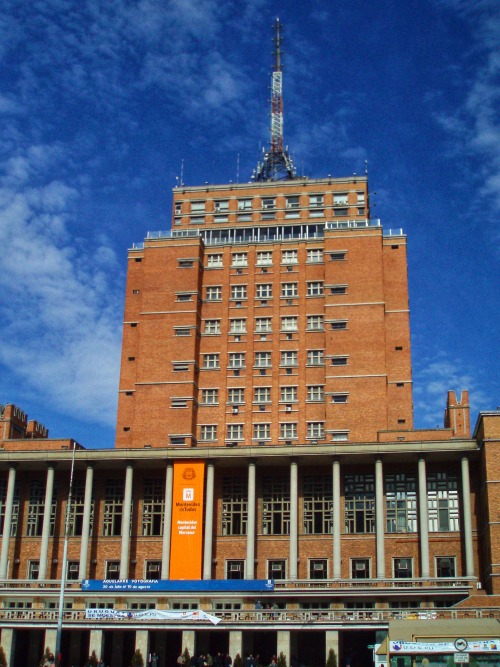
left=331, top=320, right=348, bottom=330
left=174, top=328, right=191, bottom=337
left=214, top=200, right=229, bottom=212
left=238, top=199, right=252, bottom=210
left=427, top=472, right=459, bottom=532
left=351, top=558, right=370, bottom=579
left=256, top=284, right=273, bottom=299
left=309, top=195, right=324, bottom=207
left=345, top=474, right=375, bottom=534
left=228, top=388, right=245, bottom=404
left=229, top=319, right=246, bottom=334
left=331, top=431, right=349, bottom=441
left=0, top=480, right=19, bottom=537
left=232, top=253, right=248, bottom=267
left=333, top=194, right=348, bottom=205
left=203, top=354, right=220, bottom=369
left=177, top=293, right=192, bottom=302
left=286, top=196, right=300, bottom=209
left=386, top=474, right=417, bottom=533
left=280, top=386, right=298, bottom=402
left=280, top=423, right=297, bottom=439
left=268, top=560, right=287, bottom=580
left=68, top=479, right=94, bottom=537
left=105, top=561, right=120, bottom=580
left=329, top=251, right=347, bottom=261
left=142, top=479, right=164, bottom=537
left=331, top=356, right=348, bottom=366
left=255, top=352, right=272, bottom=367
left=263, top=477, right=290, bottom=535
left=253, top=423, right=270, bottom=440
left=67, top=561, right=80, bottom=580
left=307, top=282, right=324, bottom=296
left=281, top=283, right=298, bottom=297
left=28, top=560, right=40, bottom=580
left=394, top=558, right=413, bottom=579
left=206, top=286, right=222, bottom=301
left=222, top=477, right=248, bottom=536
left=27, top=480, right=56, bottom=537
left=145, top=561, right=161, bottom=580
left=200, top=425, right=217, bottom=441
left=254, top=387, right=271, bottom=403
left=191, top=201, right=206, bottom=212
left=307, top=385, right=324, bottom=402
left=303, top=475, right=333, bottom=534
left=436, top=556, right=456, bottom=578
left=309, top=559, right=328, bottom=579
left=282, top=249, right=298, bottom=264
left=204, top=320, right=221, bottom=335
left=307, top=350, right=324, bottom=365
left=231, top=285, right=247, bottom=300
left=281, top=351, right=298, bottom=367
left=226, top=560, right=245, bottom=579
left=331, top=393, right=349, bottom=404
left=307, top=422, right=324, bottom=439
left=281, top=316, right=298, bottom=331
left=256, top=251, right=273, bottom=265
left=307, top=315, right=324, bottom=331
left=262, top=197, right=275, bottom=209
left=228, top=353, right=245, bottom=368
left=227, top=424, right=244, bottom=441
left=207, top=254, right=223, bottom=268
left=201, top=389, right=219, bottom=405
left=255, top=318, right=272, bottom=333
left=307, top=248, right=323, bottom=263
left=330, top=285, right=347, bottom=295
left=103, top=479, right=125, bottom=537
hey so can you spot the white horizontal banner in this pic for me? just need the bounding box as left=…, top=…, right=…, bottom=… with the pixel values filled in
left=85, top=608, right=221, bottom=625
left=390, top=641, right=500, bottom=654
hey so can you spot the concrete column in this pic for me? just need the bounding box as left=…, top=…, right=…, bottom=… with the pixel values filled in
left=375, top=458, right=385, bottom=579
left=120, top=465, right=134, bottom=579
left=0, top=628, right=14, bottom=667
left=325, top=631, right=339, bottom=663
left=229, top=631, right=243, bottom=662
left=289, top=460, right=298, bottom=580
left=161, top=464, right=174, bottom=579
left=181, top=631, right=196, bottom=657
left=45, top=628, right=57, bottom=654
left=0, top=465, right=17, bottom=578
left=332, top=459, right=341, bottom=578
left=89, top=630, right=104, bottom=661
left=79, top=465, right=94, bottom=579
left=277, top=631, right=290, bottom=662
left=418, top=457, right=430, bottom=578
left=39, top=466, right=55, bottom=580
left=203, top=463, right=215, bottom=579
left=135, top=630, right=149, bottom=660
left=461, top=456, right=475, bottom=577
left=246, top=461, right=256, bottom=579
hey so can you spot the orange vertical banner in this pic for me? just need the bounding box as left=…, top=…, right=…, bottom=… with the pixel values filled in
left=169, top=461, right=205, bottom=580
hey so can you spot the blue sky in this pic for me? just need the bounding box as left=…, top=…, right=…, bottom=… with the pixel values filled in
left=0, top=0, right=498, bottom=449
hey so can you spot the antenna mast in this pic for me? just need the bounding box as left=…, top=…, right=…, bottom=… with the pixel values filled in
left=253, top=18, right=296, bottom=182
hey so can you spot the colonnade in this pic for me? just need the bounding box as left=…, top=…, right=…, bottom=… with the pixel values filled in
left=0, top=457, right=475, bottom=581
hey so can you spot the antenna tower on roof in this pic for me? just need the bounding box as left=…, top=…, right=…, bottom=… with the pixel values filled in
left=253, top=18, right=296, bottom=182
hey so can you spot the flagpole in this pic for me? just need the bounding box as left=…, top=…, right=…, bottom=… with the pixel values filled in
left=55, top=442, right=77, bottom=667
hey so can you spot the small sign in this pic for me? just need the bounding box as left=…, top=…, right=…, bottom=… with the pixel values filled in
left=368, top=645, right=375, bottom=649
left=455, top=639, right=469, bottom=652
left=454, top=654, right=469, bottom=663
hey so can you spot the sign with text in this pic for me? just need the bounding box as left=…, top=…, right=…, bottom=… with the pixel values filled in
left=169, top=461, right=205, bottom=579
left=81, top=579, right=274, bottom=592
left=390, top=641, right=500, bottom=654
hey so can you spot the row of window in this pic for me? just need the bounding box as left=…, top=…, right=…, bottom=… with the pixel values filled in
left=206, top=249, right=327, bottom=267
left=200, top=314, right=346, bottom=336
left=200, top=350, right=346, bottom=369
left=205, top=281, right=330, bottom=300
left=0, top=473, right=457, bottom=539
left=199, top=385, right=335, bottom=404
left=200, top=422, right=327, bottom=442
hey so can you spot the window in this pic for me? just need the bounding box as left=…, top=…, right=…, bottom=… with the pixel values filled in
left=307, top=422, right=324, bottom=439
left=345, top=475, right=375, bottom=534
left=307, top=350, right=324, bottom=365
left=230, top=319, right=246, bottom=334
left=228, top=388, right=245, bottom=404
left=331, top=320, right=348, bottom=330
left=281, top=351, right=297, bottom=367
left=27, top=480, right=56, bottom=537
left=238, top=199, right=252, bottom=210
left=280, top=386, right=297, bottom=402
left=207, top=254, right=223, bottom=268
left=256, top=284, right=273, bottom=299
left=336, top=208, right=348, bottom=216
left=331, top=431, right=349, bottom=441
left=172, top=362, right=189, bottom=372
left=386, top=474, right=417, bottom=533
left=228, top=353, right=245, bottom=368
left=280, top=423, right=297, bottom=439
left=329, top=251, right=347, bottom=261
left=303, top=476, right=333, bottom=534
left=231, top=285, right=247, bottom=300
left=206, top=286, right=222, bottom=301
left=333, top=194, right=348, bottom=205
left=427, top=472, right=459, bottom=532
left=103, top=479, right=125, bottom=537
left=307, top=282, right=323, bottom=296
left=201, top=389, right=219, bottom=405
left=226, top=560, right=245, bottom=579
left=28, top=560, right=39, bottom=580
left=142, top=479, right=164, bottom=537
left=307, top=248, right=323, bottom=263
left=330, top=285, right=347, bottom=295
left=256, top=251, right=273, bottom=265
left=331, top=393, right=349, bottom=404
left=255, top=318, right=272, bottom=333
left=281, top=283, right=298, bottom=297
left=394, top=558, right=413, bottom=579
left=307, top=385, right=324, bottom=402
left=200, top=425, right=217, bottom=441
left=307, top=315, right=324, bottom=331
left=222, top=477, right=248, bottom=536
left=262, top=197, right=275, bottom=209
left=177, top=293, right=192, bottom=302
left=309, top=559, right=328, bottom=579
left=203, top=354, right=220, bottom=369
left=253, top=423, right=270, bottom=440
left=331, top=356, right=348, bottom=366
left=286, top=196, right=300, bottom=209
left=214, top=200, right=229, bottom=212
left=191, top=200, right=205, bottom=212
left=106, top=561, right=120, bottom=580
left=255, top=352, right=271, bottom=367
left=190, top=217, right=204, bottom=226
left=145, top=561, right=162, bottom=580
left=232, top=253, right=248, bottom=267
left=268, top=560, right=286, bottom=580
left=227, top=424, right=244, bottom=441
left=174, top=327, right=191, bottom=337
left=68, top=480, right=94, bottom=537
left=282, top=249, right=298, bottom=264
left=436, top=556, right=456, bottom=578
left=254, top=387, right=271, bottom=403
left=351, top=558, right=370, bottom=579
left=175, top=202, right=182, bottom=214
left=281, top=316, right=298, bottom=331
left=204, top=320, right=221, bottom=335
left=67, top=561, right=80, bottom=580
left=263, top=477, right=290, bottom=535
left=309, top=195, right=324, bottom=207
